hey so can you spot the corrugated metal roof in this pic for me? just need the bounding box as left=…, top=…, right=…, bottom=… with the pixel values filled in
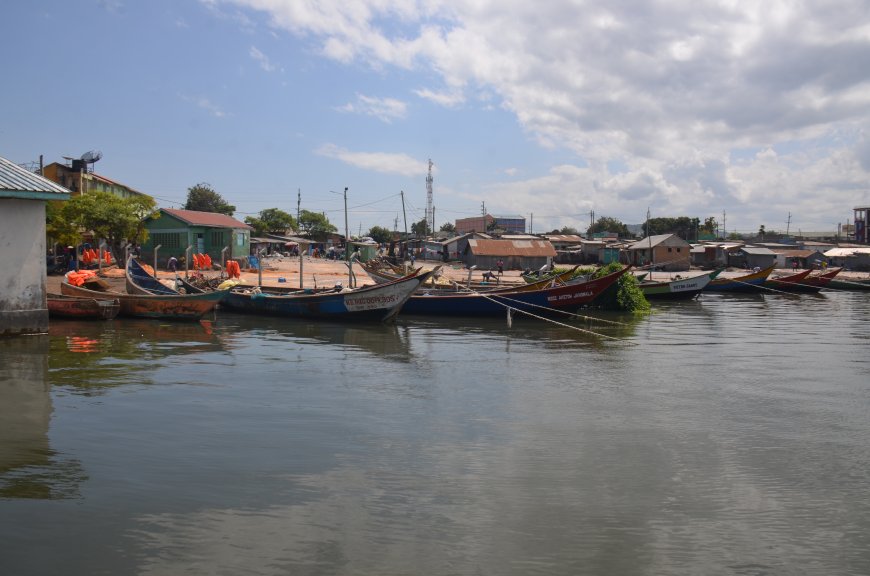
left=773, top=249, right=816, bottom=257
left=627, top=234, right=680, bottom=249
left=0, top=155, right=71, bottom=197
left=740, top=246, right=776, bottom=255
left=468, top=238, right=556, bottom=257
left=825, top=247, right=870, bottom=257
left=161, top=208, right=252, bottom=229
left=543, top=234, right=584, bottom=243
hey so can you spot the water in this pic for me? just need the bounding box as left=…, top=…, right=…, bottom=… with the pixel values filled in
left=2, top=291, right=870, bottom=575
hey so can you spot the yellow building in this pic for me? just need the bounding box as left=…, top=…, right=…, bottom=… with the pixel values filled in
left=42, top=160, right=149, bottom=200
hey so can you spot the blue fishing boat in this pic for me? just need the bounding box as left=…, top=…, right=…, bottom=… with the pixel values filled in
left=126, top=258, right=205, bottom=295
left=704, top=266, right=774, bottom=293
left=220, top=267, right=439, bottom=322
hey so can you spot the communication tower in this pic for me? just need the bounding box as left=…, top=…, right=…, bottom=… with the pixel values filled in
left=425, top=159, right=434, bottom=234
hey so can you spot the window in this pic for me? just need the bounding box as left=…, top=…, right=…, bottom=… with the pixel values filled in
left=236, top=231, right=246, bottom=247
left=668, top=247, right=673, bottom=252
left=151, top=232, right=181, bottom=249
left=210, top=230, right=226, bottom=247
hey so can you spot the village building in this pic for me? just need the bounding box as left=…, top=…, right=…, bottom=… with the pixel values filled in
left=141, top=208, right=252, bottom=269
left=463, top=237, right=556, bottom=271
left=734, top=246, right=777, bottom=269
left=824, top=247, right=870, bottom=270
left=454, top=214, right=526, bottom=235
left=42, top=159, right=149, bottom=200
left=625, top=234, right=691, bottom=271
left=771, top=249, right=826, bottom=269
left=0, top=156, right=70, bottom=336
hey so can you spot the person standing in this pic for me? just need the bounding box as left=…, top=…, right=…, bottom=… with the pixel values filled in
left=497, top=259, right=504, bottom=276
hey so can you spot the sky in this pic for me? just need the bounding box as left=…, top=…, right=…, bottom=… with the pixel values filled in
left=3, top=0, right=870, bottom=237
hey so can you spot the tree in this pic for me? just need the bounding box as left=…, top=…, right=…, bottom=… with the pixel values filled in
left=366, top=226, right=392, bottom=244
left=410, top=217, right=430, bottom=236
left=560, top=226, right=580, bottom=235
left=244, top=208, right=296, bottom=236
left=184, top=183, right=235, bottom=215
left=52, top=191, right=157, bottom=261
left=440, top=222, right=456, bottom=233
left=587, top=216, right=630, bottom=237
left=701, top=216, right=718, bottom=234
left=298, top=209, right=337, bottom=240
left=642, top=216, right=698, bottom=240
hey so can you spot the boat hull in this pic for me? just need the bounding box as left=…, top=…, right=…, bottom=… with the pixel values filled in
left=61, top=280, right=225, bottom=320
left=704, top=266, right=774, bottom=293
left=400, top=266, right=630, bottom=316
left=640, top=270, right=719, bottom=300
left=47, top=294, right=120, bottom=320
left=220, top=269, right=437, bottom=322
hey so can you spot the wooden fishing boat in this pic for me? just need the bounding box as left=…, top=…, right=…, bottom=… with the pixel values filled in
left=826, top=275, right=870, bottom=291
left=704, top=266, right=775, bottom=293
left=639, top=269, right=722, bottom=300
left=802, top=267, right=842, bottom=290
left=47, top=293, right=120, bottom=320
left=399, top=265, right=630, bottom=316
left=361, top=260, right=527, bottom=291
left=521, top=265, right=582, bottom=284
left=126, top=258, right=205, bottom=295
left=61, top=273, right=227, bottom=320
left=762, top=269, right=820, bottom=292
left=220, top=267, right=440, bottom=322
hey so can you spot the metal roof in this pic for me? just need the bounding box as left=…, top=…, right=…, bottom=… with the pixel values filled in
left=160, top=208, right=253, bottom=230
left=468, top=238, right=556, bottom=257
left=626, top=234, right=683, bottom=250
left=825, top=247, right=870, bottom=257
left=740, top=246, right=776, bottom=255
left=0, top=155, right=71, bottom=199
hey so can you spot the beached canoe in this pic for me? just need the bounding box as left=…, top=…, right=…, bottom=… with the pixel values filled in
left=640, top=269, right=722, bottom=300
left=126, top=257, right=206, bottom=295
left=61, top=273, right=226, bottom=320
left=704, top=266, right=775, bottom=293
left=399, top=265, right=630, bottom=316
left=220, top=267, right=439, bottom=322
left=47, top=293, right=120, bottom=320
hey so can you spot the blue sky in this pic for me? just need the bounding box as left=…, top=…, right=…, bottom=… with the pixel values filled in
left=3, top=0, right=870, bottom=236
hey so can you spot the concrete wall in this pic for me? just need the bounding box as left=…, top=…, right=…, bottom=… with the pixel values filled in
left=0, top=199, right=48, bottom=335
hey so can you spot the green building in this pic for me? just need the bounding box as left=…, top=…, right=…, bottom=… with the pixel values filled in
left=141, top=208, right=252, bottom=267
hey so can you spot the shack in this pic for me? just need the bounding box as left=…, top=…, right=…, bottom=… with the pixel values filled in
left=464, top=238, right=556, bottom=271
left=0, top=156, right=70, bottom=335
left=625, top=234, right=691, bottom=271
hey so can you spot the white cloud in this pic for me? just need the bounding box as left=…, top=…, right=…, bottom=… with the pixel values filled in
left=315, top=144, right=429, bottom=177
left=337, top=94, right=408, bottom=123
left=249, top=45, right=279, bottom=72
left=210, top=0, right=870, bottom=231
left=179, top=94, right=227, bottom=118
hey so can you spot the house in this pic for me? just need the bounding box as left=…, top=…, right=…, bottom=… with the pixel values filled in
left=491, top=215, right=526, bottom=234
left=455, top=214, right=494, bottom=234
left=734, top=246, right=777, bottom=269
left=42, top=160, right=150, bottom=201
left=0, top=155, right=70, bottom=336
left=464, top=238, right=556, bottom=271
left=141, top=208, right=252, bottom=268
left=854, top=206, right=869, bottom=244
left=824, top=247, right=870, bottom=271
left=625, top=234, right=690, bottom=271
left=772, top=249, right=826, bottom=269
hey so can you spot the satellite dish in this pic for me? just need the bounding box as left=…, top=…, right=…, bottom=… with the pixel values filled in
left=80, top=150, right=102, bottom=163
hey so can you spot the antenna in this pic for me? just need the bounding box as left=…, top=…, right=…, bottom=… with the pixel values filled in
left=80, top=150, right=102, bottom=172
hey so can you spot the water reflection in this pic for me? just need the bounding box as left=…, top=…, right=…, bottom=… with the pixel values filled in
left=0, top=336, right=86, bottom=499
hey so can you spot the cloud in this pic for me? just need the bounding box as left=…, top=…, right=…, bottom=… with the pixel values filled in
left=336, top=94, right=408, bottom=123
left=315, top=144, right=429, bottom=177
left=211, top=0, right=870, bottom=231
left=179, top=94, right=227, bottom=118
left=249, top=45, right=280, bottom=72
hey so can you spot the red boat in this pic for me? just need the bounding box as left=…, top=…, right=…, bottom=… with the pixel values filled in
left=47, top=293, right=120, bottom=320
left=764, top=269, right=815, bottom=292
left=802, top=268, right=842, bottom=290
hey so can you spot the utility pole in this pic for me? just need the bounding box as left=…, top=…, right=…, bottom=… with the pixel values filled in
left=401, top=191, right=408, bottom=261
left=425, top=159, right=434, bottom=235
left=722, top=210, right=726, bottom=239
left=297, top=189, right=301, bottom=230
left=530, top=213, right=533, bottom=235
left=786, top=212, right=792, bottom=237
left=481, top=201, right=486, bottom=233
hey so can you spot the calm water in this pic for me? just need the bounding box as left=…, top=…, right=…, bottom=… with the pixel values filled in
left=2, top=291, right=870, bottom=575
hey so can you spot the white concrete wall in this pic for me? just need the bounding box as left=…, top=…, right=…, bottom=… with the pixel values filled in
left=0, top=199, right=48, bottom=335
